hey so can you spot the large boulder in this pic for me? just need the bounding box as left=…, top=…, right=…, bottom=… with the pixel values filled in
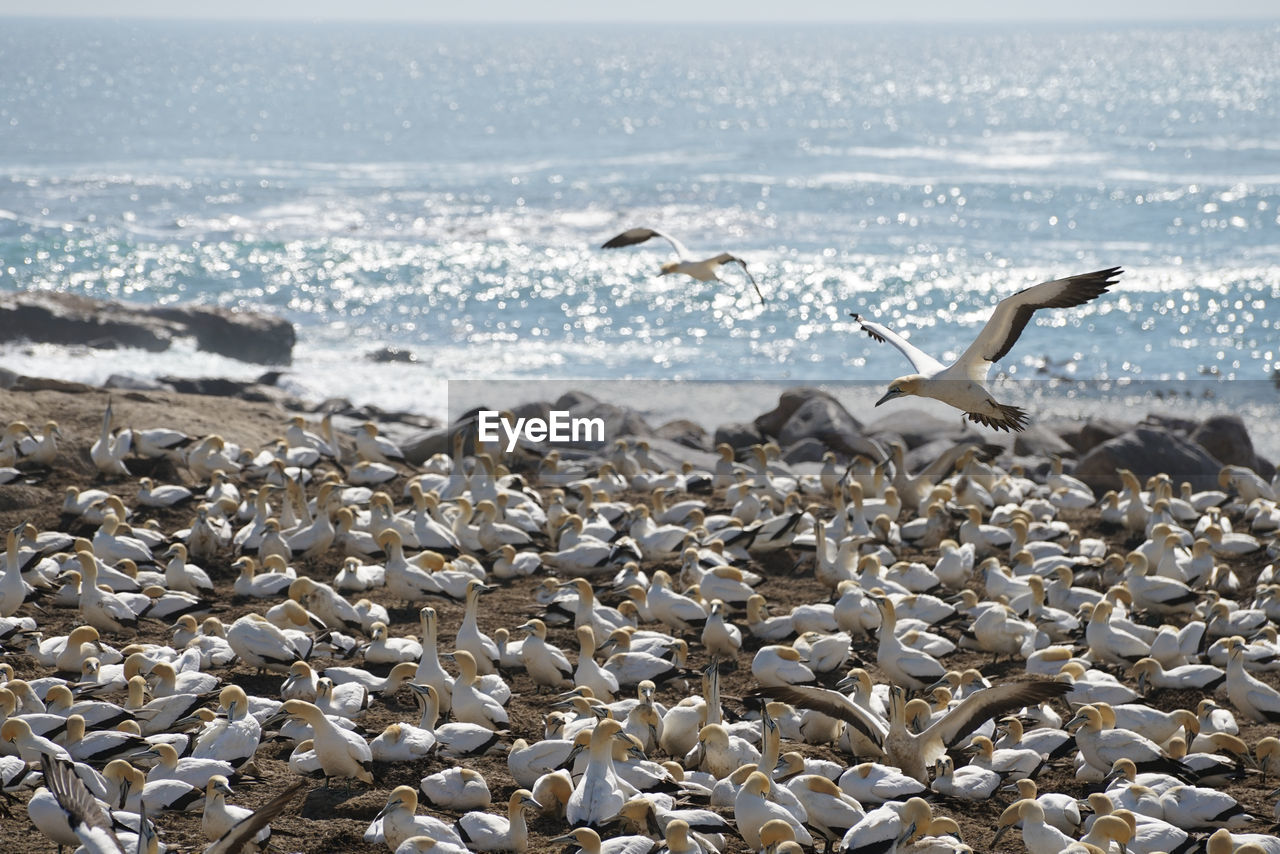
left=1190, top=415, right=1258, bottom=472
left=509, top=400, right=554, bottom=426
left=783, top=437, right=829, bottom=464
left=1060, top=417, right=1131, bottom=455
left=0, top=292, right=175, bottom=351
left=552, top=391, right=652, bottom=443
left=1073, top=427, right=1222, bottom=492
left=754, top=387, right=834, bottom=437
left=655, top=419, right=709, bottom=451
left=149, top=304, right=295, bottom=365
left=0, top=292, right=294, bottom=365
left=778, top=395, right=879, bottom=458
left=714, top=421, right=766, bottom=453
left=1257, top=455, right=1277, bottom=482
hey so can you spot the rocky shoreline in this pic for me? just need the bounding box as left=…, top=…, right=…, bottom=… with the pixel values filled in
left=2, top=371, right=1272, bottom=497
left=0, top=291, right=296, bottom=365
left=409, top=385, right=1273, bottom=492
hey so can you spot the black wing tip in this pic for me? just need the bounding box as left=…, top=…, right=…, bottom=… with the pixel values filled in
left=600, top=229, right=654, bottom=250
left=967, top=405, right=1030, bottom=432
left=848, top=312, right=888, bottom=344
left=1066, top=266, right=1124, bottom=298
left=1016, top=678, right=1072, bottom=699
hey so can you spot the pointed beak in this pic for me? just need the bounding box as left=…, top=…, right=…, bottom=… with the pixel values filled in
left=260, top=710, right=290, bottom=730
left=830, top=673, right=854, bottom=693
left=896, top=820, right=917, bottom=845
left=924, top=676, right=950, bottom=694
left=875, top=388, right=899, bottom=407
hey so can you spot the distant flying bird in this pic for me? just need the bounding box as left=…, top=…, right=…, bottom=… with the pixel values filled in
left=852, top=267, right=1121, bottom=432
left=601, top=227, right=765, bottom=304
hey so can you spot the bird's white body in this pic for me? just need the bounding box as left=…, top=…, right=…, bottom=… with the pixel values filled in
left=853, top=267, right=1121, bottom=430
left=601, top=227, right=764, bottom=303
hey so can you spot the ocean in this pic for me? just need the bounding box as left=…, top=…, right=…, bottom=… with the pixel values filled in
left=1, top=18, right=1278, bottom=448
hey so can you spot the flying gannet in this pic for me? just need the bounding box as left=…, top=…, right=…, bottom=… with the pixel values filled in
left=851, top=266, right=1122, bottom=431
left=601, top=227, right=765, bottom=304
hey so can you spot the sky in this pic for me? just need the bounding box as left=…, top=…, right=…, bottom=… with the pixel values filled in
left=2, top=0, right=1276, bottom=21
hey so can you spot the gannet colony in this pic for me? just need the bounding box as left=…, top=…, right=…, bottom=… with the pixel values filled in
left=0, top=274, right=1279, bottom=854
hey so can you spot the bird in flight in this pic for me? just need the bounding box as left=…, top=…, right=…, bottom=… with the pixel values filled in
left=851, top=267, right=1122, bottom=432
left=601, top=227, right=765, bottom=304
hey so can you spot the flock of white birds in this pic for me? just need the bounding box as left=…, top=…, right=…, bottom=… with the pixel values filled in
left=2, top=396, right=1280, bottom=854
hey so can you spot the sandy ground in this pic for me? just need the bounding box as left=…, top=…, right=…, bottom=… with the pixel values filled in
left=1, top=385, right=1278, bottom=853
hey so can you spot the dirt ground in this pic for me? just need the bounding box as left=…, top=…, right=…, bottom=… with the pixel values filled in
left=1, top=386, right=1278, bottom=853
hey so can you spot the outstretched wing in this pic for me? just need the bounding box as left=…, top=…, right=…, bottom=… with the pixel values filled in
left=205, top=780, right=306, bottom=854
left=747, top=685, right=888, bottom=751
left=952, top=267, right=1121, bottom=382
left=601, top=227, right=692, bottom=261
left=40, top=754, right=125, bottom=854
left=849, top=313, right=945, bottom=376
left=923, top=679, right=1071, bottom=748
left=710, top=254, right=765, bottom=304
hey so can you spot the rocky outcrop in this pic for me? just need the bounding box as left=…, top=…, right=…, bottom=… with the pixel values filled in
left=782, top=437, right=828, bottom=463
left=655, top=419, right=709, bottom=451
left=744, top=387, right=886, bottom=459
left=8, top=376, right=94, bottom=393
left=754, top=387, right=831, bottom=437
left=1073, top=427, right=1223, bottom=491
left=1058, top=417, right=1131, bottom=455
left=552, top=391, right=652, bottom=444
left=366, top=346, right=418, bottom=363
left=714, top=422, right=767, bottom=453
left=777, top=395, right=878, bottom=458
left=1190, top=415, right=1258, bottom=471
left=0, top=292, right=294, bottom=365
